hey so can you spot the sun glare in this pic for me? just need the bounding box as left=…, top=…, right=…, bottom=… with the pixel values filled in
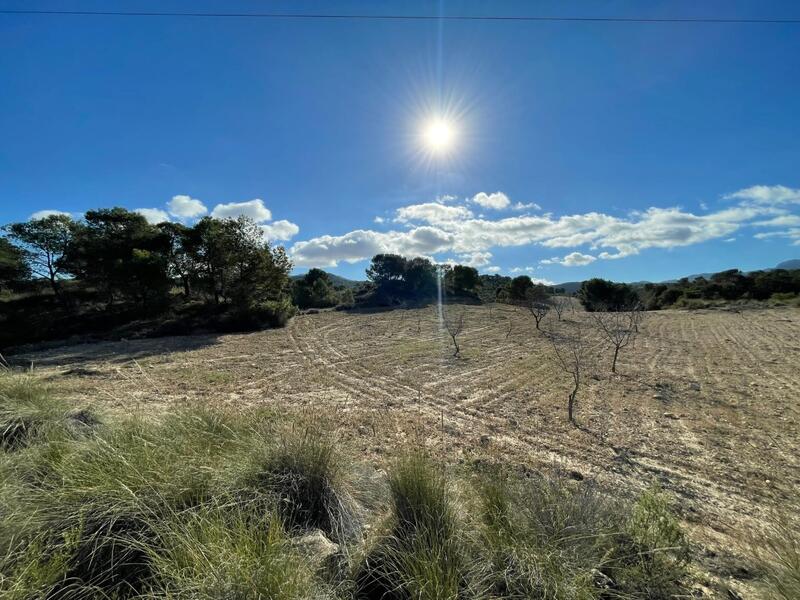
left=423, top=118, right=456, bottom=153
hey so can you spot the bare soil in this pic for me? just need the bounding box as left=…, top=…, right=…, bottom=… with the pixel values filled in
left=13, top=303, right=800, bottom=595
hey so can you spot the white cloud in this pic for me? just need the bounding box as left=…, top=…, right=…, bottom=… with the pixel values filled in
left=134, top=208, right=170, bottom=224
left=260, top=220, right=300, bottom=242
left=724, top=185, right=800, bottom=205
left=374, top=216, right=385, bottom=224
left=471, top=191, right=510, bottom=210
left=458, top=251, right=492, bottom=267
left=541, top=252, right=597, bottom=267
left=211, top=198, right=272, bottom=222
left=485, top=266, right=501, bottom=273
left=511, top=201, right=541, bottom=211
left=754, top=215, right=800, bottom=228
left=754, top=228, right=800, bottom=244
left=167, top=195, right=207, bottom=219
left=289, top=185, right=800, bottom=269
left=29, top=209, right=71, bottom=220
left=291, top=226, right=454, bottom=268
left=395, top=202, right=473, bottom=225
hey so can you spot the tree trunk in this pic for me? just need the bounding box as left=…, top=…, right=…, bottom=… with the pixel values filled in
left=568, top=390, right=576, bottom=424
left=612, top=346, right=620, bottom=373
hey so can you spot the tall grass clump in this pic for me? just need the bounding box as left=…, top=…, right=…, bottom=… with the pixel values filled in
left=479, top=472, right=691, bottom=599
left=754, top=514, right=800, bottom=599
left=354, top=452, right=482, bottom=600
left=144, top=503, right=324, bottom=599
left=240, top=427, right=360, bottom=542
left=0, top=399, right=265, bottom=598
left=0, top=374, right=97, bottom=451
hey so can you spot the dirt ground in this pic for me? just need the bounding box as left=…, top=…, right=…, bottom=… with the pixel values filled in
left=12, top=303, right=800, bottom=595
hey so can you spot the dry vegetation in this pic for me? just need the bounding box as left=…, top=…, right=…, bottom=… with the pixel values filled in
left=7, top=301, right=800, bottom=596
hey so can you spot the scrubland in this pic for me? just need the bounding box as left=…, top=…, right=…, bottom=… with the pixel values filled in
left=2, top=303, right=799, bottom=598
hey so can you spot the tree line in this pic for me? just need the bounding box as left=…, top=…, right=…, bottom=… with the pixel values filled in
left=0, top=209, right=297, bottom=346
left=578, top=269, right=800, bottom=312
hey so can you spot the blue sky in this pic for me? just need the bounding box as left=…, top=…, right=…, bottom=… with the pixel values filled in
left=1, top=0, right=799, bottom=283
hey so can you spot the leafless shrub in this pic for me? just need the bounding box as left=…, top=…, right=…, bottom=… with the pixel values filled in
left=548, top=323, right=587, bottom=425
left=522, top=288, right=551, bottom=330
left=591, top=304, right=641, bottom=373
left=550, top=295, right=570, bottom=321
left=443, top=307, right=465, bottom=357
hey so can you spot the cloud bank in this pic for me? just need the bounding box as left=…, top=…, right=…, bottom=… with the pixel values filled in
left=290, top=185, right=800, bottom=268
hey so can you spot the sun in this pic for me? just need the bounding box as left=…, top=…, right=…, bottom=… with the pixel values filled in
left=423, top=118, right=456, bottom=153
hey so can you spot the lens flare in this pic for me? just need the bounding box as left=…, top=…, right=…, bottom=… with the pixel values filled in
left=422, top=118, right=456, bottom=153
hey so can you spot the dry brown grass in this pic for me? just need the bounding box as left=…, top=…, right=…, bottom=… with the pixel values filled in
left=11, top=303, right=800, bottom=595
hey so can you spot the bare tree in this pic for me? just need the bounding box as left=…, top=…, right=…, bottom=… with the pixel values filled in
left=549, top=323, right=587, bottom=425
left=591, top=305, right=641, bottom=373
left=443, top=307, right=465, bottom=357
left=523, top=287, right=551, bottom=330
left=550, top=295, right=570, bottom=321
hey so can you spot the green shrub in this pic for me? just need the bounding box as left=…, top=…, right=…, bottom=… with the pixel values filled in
left=219, top=297, right=297, bottom=331
left=605, top=484, right=691, bottom=598
left=479, top=470, right=620, bottom=598
left=478, top=473, right=691, bottom=599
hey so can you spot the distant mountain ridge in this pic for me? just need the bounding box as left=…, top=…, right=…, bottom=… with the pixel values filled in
left=777, top=259, right=800, bottom=270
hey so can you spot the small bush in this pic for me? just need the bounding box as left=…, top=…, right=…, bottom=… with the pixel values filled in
left=603, top=484, right=691, bottom=598
left=478, top=472, right=691, bottom=599
left=218, top=298, right=297, bottom=332
left=479, top=469, right=621, bottom=597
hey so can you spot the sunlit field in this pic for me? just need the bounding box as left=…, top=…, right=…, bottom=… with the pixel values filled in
left=6, top=302, right=799, bottom=597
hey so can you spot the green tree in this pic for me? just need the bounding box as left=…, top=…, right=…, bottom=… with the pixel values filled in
left=0, top=237, right=30, bottom=292
left=293, top=268, right=340, bottom=309
left=366, top=254, right=408, bottom=301
left=508, top=275, right=534, bottom=302
left=188, top=216, right=292, bottom=307
left=64, top=208, right=171, bottom=306
left=578, top=278, right=639, bottom=312
left=158, top=222, right=198, bottom=298
left=4, top=214, right=76, bottom=298
left=403, top=257, right=437, bottom=299
left=447, top=265, right=480, bottom=296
